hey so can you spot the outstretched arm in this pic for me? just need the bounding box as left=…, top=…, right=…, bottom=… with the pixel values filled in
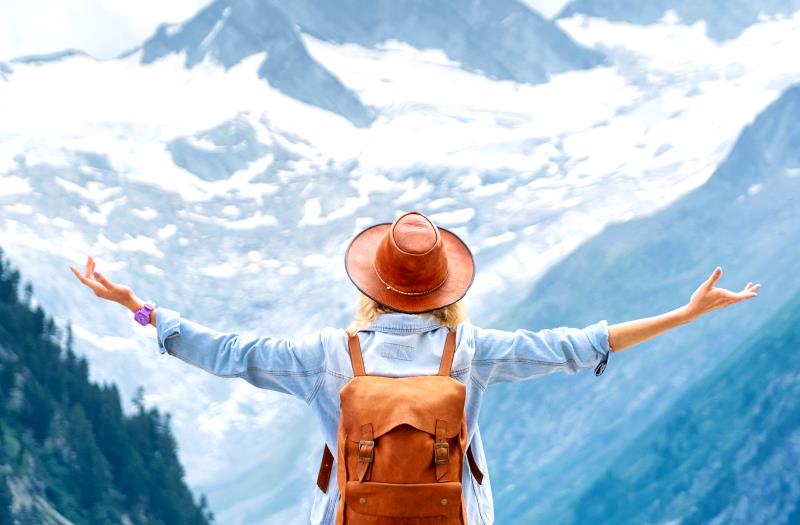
left=69, top=256, right=327, bottom=401
left=607, top=266, right=760, bottom=353
left=472, top=265, right=760, bottom=386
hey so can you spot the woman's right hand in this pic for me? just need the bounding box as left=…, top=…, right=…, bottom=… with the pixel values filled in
left=70, top=255, right=135, bottom=307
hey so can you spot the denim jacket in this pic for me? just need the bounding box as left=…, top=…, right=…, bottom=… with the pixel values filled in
left=155, top=307, right=612, bottom=524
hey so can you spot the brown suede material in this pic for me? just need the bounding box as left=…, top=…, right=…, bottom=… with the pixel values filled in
left=466, top=447, right=484, bottom=486
left=317, top=445, right=334, bottom=492
left=344, top=211, right=475, bottom=314
left=343, top=425, right=465, bottom=484
left=344, top=481, right=462, bottom=520
left=438, top=332, right=457, bottom=376
left=332, top=330, right=470, bottom=524
left=340, top=376, right=466, bottom=441
left=348, top=333, right=367, bottom=377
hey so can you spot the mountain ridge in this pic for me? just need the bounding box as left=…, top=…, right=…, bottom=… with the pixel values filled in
left=482, top=82, right=800, bottom=523
left=557, top=0, right=800, bottom=41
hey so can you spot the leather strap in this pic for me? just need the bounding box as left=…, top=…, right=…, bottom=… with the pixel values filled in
left=316, top=445, right=334, bottom=492
left=466, top=445, right=484, bottom=485
left=347, top=332, right=366, bottom=377
left=434, top=419, right=449, bottom=482
left=437, top=330, right=457, bottom=376
left=356, top=423, right=374, bottom=482
left=316, top=441, right=485, bottom=492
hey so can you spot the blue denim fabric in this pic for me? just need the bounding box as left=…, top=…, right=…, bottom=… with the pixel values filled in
left=155, top=307, right=612, bottom=524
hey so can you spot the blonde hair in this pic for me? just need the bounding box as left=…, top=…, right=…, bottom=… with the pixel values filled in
left=346, top=292, right=471, bottom=335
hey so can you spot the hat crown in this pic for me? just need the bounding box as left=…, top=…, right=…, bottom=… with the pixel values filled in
left=344, top=209, right=474, bottom=313
left=393, top=213, right=438, bottom=254
left=373, top=212, right=449, bottom=295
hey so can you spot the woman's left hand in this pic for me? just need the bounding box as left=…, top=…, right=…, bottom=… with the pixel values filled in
left=683, top=266, right=760, bottom=322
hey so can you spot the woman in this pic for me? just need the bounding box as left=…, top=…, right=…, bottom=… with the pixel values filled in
left=70, top=210, right=759, bottom=524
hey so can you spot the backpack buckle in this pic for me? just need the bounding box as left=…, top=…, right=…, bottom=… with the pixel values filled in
left=358, top=440, right=375, bottom=463
left=433, top=442, right=449, bottom=465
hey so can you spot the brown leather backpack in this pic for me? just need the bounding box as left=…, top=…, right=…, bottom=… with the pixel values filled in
left=316, top=329, right=484, bottom=524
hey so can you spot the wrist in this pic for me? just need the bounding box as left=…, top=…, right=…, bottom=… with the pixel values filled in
left=122, top=294, right=143, bottom=313
left=130, top=297, right=157, bottom=327
left=676, top=304, right=698, bottom=324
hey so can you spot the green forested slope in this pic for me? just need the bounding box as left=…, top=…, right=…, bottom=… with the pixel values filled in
left=568, top=290, right=800, bottom=524
left=0, top=248, right=214, bottom=525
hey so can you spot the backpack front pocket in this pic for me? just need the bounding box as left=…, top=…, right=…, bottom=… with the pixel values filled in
left=344, top=481, right=463, bottom=524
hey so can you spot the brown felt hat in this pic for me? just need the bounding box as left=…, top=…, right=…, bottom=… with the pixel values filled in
left=344, top=211, right=475, bottom=314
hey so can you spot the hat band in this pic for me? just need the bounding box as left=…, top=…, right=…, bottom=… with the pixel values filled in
left=372, top=259, right=449, bottom=296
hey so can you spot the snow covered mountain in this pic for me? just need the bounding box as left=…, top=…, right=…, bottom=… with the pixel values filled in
left=137, top=0, right=602, bottom=127
left=275, top=0, right=604, bottom=83
left=558, top=0, right=800, bottom=41
left=1, top=4, right=800, bottom=524
left=139, top=0, right=375, bottom=127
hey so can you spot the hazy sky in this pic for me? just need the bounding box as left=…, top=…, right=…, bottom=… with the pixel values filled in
left=0, top=0, right=570, bottom=61
left=0, top=0, right=211, bottom=60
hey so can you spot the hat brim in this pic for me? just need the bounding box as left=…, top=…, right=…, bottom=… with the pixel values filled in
left=345, top=223, right=475, bottom=314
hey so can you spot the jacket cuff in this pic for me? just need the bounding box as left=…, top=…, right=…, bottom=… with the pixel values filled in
left=585, top=319, right=612, bottom=376
left=155, top=306, right=181, bottom=355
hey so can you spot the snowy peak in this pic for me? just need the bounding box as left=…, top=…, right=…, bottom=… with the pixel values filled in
left=141, top=0, right=375, bottom=127
left=276, top=0, right=604, bottom=83
left=557, top=0, right=800, bottom=41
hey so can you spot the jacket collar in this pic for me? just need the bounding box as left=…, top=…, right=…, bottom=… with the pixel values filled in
left=362, top=312, right=443, bottom=334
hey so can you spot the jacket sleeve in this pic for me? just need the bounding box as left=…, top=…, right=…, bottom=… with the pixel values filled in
left=470, top=320, right=612, bottom=387
left=155, top=306, right=327, bottom=403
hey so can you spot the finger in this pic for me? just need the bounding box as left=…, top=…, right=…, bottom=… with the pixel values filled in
left=71, top=265, right=93, bottom=286
left=71, top=266, right=105, bottom=295
left=706, top=266, right=722, bottom=289
left=733, top=290, right=758, bottom=301
left=93, top=271, right=113, bottom=288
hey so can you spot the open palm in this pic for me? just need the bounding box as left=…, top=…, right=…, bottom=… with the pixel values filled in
left=69, top=255, right=132, bottom=305
left=686, top=266, right=760, bottom=320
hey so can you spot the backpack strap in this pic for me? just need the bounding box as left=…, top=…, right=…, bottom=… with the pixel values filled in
left=466, top=445, right=484, bottom=485
left=434, top=332, right=456, bottom=482
left=316, top=444, right=334, bottom=492
left=347, top=332, right=366, bottom=376
left=437, top=330, right=457, bottom=376
left=356, top=423, right=375, bottom=482
left=434, top=419, right=450, bottom=482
